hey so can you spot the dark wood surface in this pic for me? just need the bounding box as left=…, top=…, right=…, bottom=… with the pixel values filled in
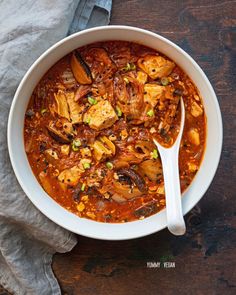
left=1, top=1, right=236, bottom=294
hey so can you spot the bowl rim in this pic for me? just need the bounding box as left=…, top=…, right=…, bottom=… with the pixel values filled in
left=7, top=25, right=223, bottom=240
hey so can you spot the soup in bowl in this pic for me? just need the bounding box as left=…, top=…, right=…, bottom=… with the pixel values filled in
left=8, top=26, right=222, bottom=240
left=24, top=41, right=206, bottom=223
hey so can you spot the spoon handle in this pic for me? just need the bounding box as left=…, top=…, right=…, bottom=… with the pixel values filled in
left=158, top=144, right=186, bottom=235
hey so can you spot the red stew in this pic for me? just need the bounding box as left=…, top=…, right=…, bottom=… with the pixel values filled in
left=24, top=41, right=206, bottom=222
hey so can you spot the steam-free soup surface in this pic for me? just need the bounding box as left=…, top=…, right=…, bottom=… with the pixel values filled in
left=24, top=41, right=206, bottom=222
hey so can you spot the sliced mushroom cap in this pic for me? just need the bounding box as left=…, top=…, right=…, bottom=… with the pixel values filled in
left=118, top=168, right=147, bottom=193
left=47, top=121, right=73, bottom=144
left=134, top=201, right=157, bottom=218
left=109, top=181, right=143, bottom=201
left=74, top=85, right=91, bottom=102
left=83, top=47, right=117, bottom=82
left=71, top=51, right=92, bottom=84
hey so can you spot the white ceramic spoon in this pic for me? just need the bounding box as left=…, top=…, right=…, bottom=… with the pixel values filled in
left=153, top=98, right=186, bottom=235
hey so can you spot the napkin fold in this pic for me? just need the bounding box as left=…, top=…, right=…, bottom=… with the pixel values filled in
left=0, top=1, right=112, bottom=294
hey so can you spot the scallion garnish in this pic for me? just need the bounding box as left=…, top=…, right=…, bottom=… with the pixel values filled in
left=147, top=109, right=154, bottom=117
left=116, top=106, right=122, bottom=117
left=106, top=162, right=113, bottom=169
left=40, top=108, right=47, bottom=115
left=88, top=96, right=97, bottom=105
left=81, top=183, right=86, bottom=191
left=151, top=149, right=158, bottom=159
left=83, top=162, right=91, bottom=169
left=71, top=139, right=81, bottom=151
left=161, top=77, right=169, bottom=86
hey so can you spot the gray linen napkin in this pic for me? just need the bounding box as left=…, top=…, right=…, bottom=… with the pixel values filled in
left=0, top=0, right=112, bottom=294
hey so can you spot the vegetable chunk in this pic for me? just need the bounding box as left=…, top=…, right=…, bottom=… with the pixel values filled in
left=83, top=100, right=118, bottom=130
left=58, top=166, right=84, bottom=186
left=93, top=136, right=116, bottom=161
left=188, top=128, right=200, bottom=145
left=71, top=51, right=92, bottom=84
left=137, top=55, right=175, bottom=79
left=191, top=101, right=203, bottom=117
left=144, top=84, right=165, bottom=107
left=66, top=91, right=84, bottom=124
left=54, top=90, right=70, bottom=120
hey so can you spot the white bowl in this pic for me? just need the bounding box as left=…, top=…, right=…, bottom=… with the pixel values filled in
left=7, top=26, right=223, bottom=240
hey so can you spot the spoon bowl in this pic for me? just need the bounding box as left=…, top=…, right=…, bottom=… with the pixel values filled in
left=153, top=98, right=186, bottom=236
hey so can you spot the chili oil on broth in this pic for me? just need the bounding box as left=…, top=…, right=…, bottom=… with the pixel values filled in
left=24, top=41, right=206, bottom=223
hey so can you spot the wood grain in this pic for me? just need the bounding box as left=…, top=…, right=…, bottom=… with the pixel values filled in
left=1, top=0, right=235, bottom=294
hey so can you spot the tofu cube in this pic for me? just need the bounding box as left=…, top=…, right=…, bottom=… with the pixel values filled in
left=188, top=128, right=200, bottom=145
left=191, top=101, right=203, bottom=117
left=84, top=100, right=118, bottom=130
left=144, top=84, right=165, bottom=107
left=137, top=55, right=175, bottom=79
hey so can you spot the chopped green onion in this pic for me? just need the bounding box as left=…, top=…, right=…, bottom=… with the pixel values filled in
left=151, top=149, right=158, bottom=159
left=73, top=139, right=81, bottom=147
left=122, top=62, right=136, bottom=72
left=72, top=145, right=79, bottom=152
left=123, top=77, right=129, bottom=84
left=131, top=164, right=138, bottom=170
left=84, top=117, right=91, bottom=124
left=147, top=109, right=154, bottom=117
left=161, top=77, right=169, bottom=86
left=83, top=162, right=91, bottom=169
left=130, top=63, right=136, bottom=70
left=116, top=106, right=122, bottom=117
left=122, top=63, right=130, bottom=71
left=81, top=183, right=86, bottom=191
left=71, top=139, right=81, bottom=152
left=88, top=96, right=97, bottom=105
left=106, top=162, right=113, bottom=169
left=41, top=108, right=47, bottom=115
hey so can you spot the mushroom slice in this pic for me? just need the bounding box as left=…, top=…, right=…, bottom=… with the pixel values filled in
left=71, top=51, right=92, bottom=84
left=47, top=121, right=72, bottom=144
left=105, top=180, right=143, bottom=202
left=111, top=193, right=127, bottom=203
left=74, top=85, right=91, bottom=102
left=61, top=68, right=76, bottom=89
left=83, top=47, right=117, bottom=82
left=118, top=168, right=147, bottom=193
left=134, top=201, right=157, bottom=218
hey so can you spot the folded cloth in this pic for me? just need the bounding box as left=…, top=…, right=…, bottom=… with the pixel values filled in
left=0, top=1, right=112, bottom=294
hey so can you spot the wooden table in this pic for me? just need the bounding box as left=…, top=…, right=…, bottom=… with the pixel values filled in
left=1, top=1, right=235, bottom=294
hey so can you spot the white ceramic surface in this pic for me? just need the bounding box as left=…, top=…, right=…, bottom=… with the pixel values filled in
left=154, top=98, right=186, bottom=236
left=7, top=26, right=223, bottom=240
